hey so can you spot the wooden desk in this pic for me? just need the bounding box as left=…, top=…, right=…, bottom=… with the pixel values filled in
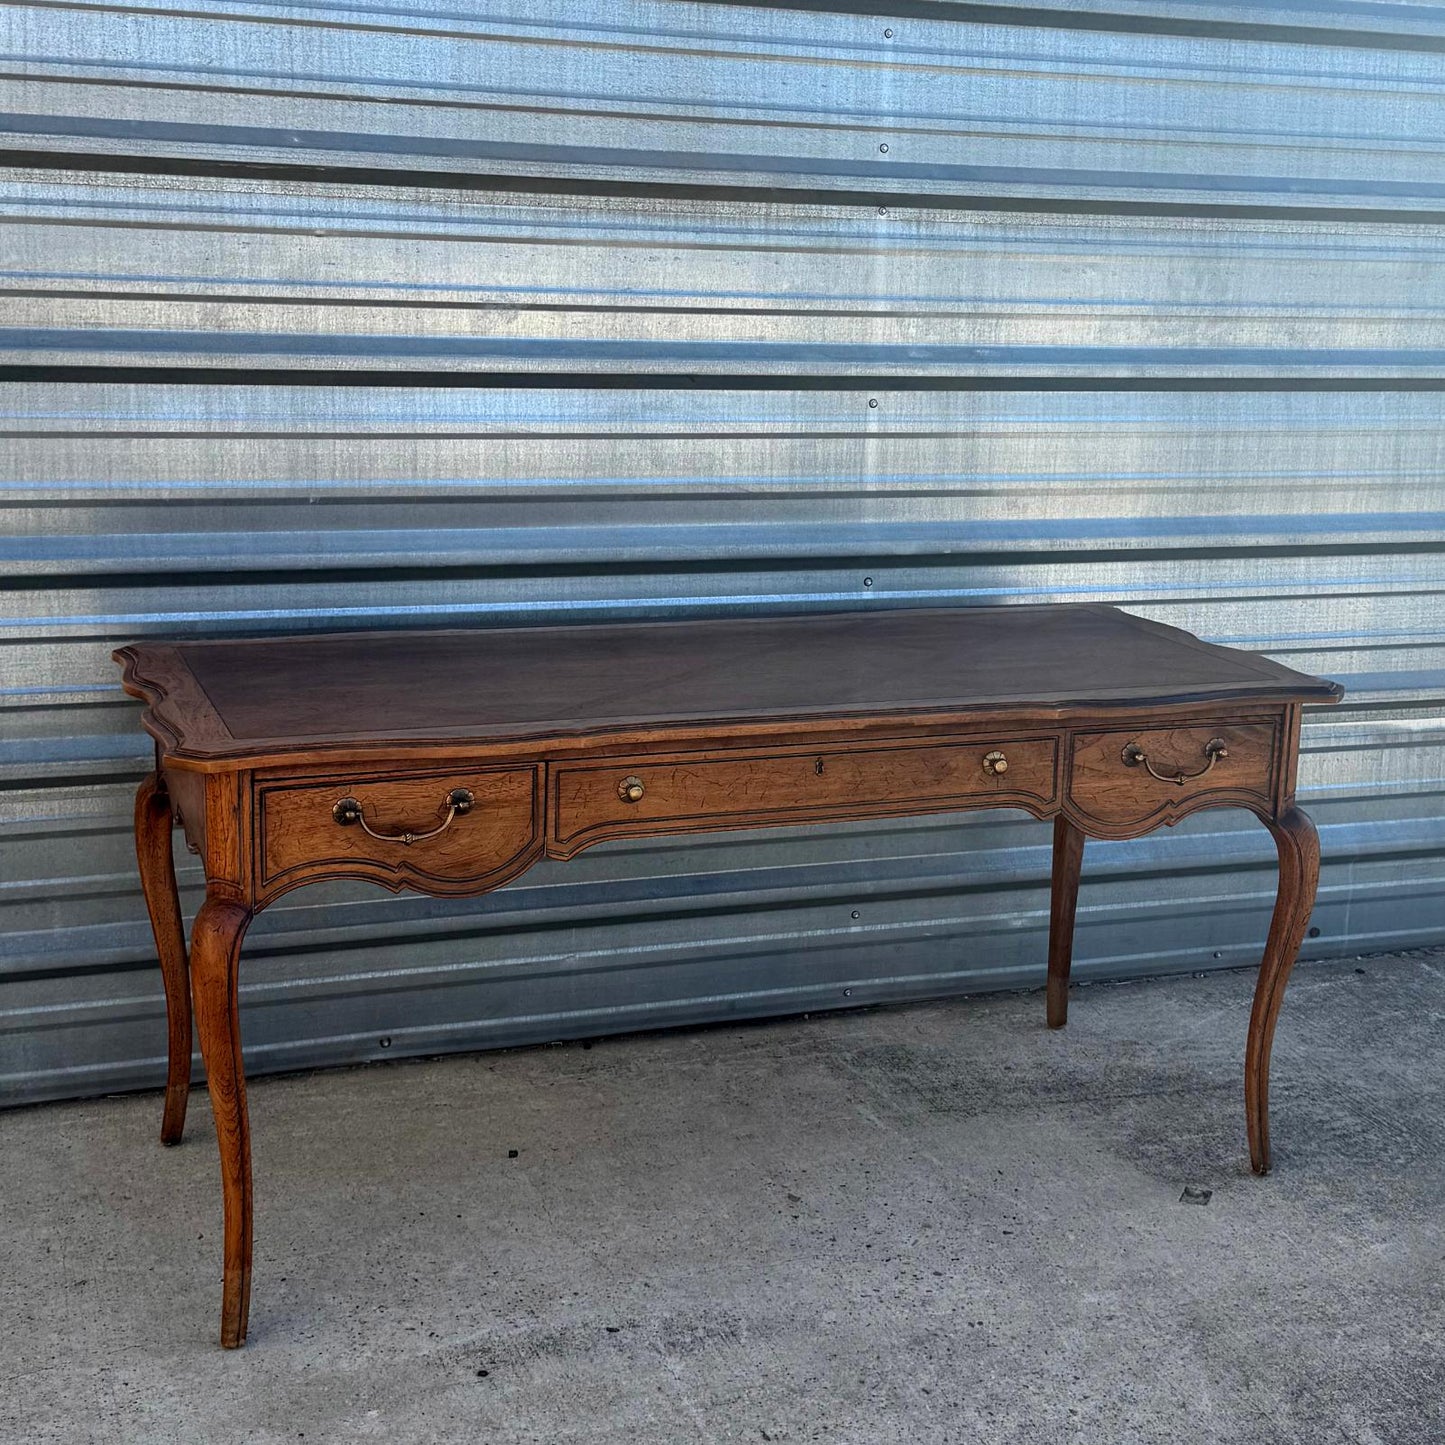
left=115, top=604, right=1342, bottom=1348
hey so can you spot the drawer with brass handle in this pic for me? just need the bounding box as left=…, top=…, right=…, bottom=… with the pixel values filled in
left=550, top=736, right=1059, bottom=856
left=258, top=766, right=542, bottom=899
left=1067, top=721, right=1277, bottom=834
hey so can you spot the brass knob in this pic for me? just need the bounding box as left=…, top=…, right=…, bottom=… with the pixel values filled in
left=618, top=776, right=645, bottom=804
left=982, top=750, right=1008, bottom=776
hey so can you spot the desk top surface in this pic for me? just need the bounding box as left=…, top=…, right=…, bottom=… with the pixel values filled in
left=116, top=605, right=1342, bottom=764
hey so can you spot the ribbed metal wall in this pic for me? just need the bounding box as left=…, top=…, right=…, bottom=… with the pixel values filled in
left=3, top=0, right=1443, bottom=1105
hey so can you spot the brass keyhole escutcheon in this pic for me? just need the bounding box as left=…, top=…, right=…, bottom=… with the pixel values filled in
left=982, top=750, right=1009, bottom=777
left=815, top=757, right=825, bottom=776
left=618, top=776, right=645, bottom=804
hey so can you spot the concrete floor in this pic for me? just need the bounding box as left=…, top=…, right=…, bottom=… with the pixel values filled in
left=3, top=953, right=1443, bottom=1445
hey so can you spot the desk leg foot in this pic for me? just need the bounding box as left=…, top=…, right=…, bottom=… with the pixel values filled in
left=192, top=896, right=255, bottom=1348
left=135, top=773, right=192, bottom=1146
left=1246, top=806, right=1320, bottom=1176
left=1047, top=816, right=1085, bottom=1029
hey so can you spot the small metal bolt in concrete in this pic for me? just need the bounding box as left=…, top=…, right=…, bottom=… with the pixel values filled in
left=863, top=577, right=874, bottom=587
left=879, top=143, right=890, bottom=153
left=884, top=28, right=893, bottom=37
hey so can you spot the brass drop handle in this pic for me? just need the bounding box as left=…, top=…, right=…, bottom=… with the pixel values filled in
left=332, top=787, right=474, bottom=845
left=982, top=750, right=1009, bottom=776
left=1121, top=737, right=1228, bottom=786
left=618, top=776, right=645, bottom=804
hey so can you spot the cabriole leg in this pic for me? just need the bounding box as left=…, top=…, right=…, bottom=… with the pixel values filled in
left=190, top=895, right=255, bottom=1348
left=1047, top=815, right=1086, bottom=1029
left=134, top=772, right=192, bottom=1145
left=1246, top=806, right=1321, bottom=1175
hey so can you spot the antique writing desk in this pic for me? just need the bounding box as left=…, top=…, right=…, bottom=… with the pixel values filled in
left=116, top=604, right=1342, bottom=1348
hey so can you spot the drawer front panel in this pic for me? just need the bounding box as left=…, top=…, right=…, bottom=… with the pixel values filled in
left=259, top=765, right=542, bottom=897
left=551, top=737, right=1058, bottom=854
left=1068, top=720, right=1277, bottom=833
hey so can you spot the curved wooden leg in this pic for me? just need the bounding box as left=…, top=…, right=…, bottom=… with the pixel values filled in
left=1246, top=806, right=1320, bottom=1176
left=135, top=773, right=192, bottom=1145
left=191, top=895, right=255, bottom=1348
left=1047, top=815, right=1086, bottom=1029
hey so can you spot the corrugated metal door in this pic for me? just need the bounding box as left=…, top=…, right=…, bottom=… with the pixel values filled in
left=3, top=0, right=1443, bottom=1104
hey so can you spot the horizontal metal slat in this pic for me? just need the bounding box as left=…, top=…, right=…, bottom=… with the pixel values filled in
left=3, top=1, right=1445, bottom=212
left=884, top=2, right=1445, bottom=44
left=3, top=176, right=1445, bottom=372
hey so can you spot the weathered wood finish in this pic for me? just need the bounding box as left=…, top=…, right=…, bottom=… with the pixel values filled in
left=551, top=735, right=1059, bottom=858
left=133, top=772, right=192, bottom=1145
left=1046, top=815, right=1086, bottom=1030
left=189, top=897, right=254, bottom=1350
left=1246, top=806, right=1322, bottom=1176
left=1067, top=719, right=1278, bottom=836
left=257, top=764, right=543, bottom=903
left=114, top=605, right=1341, bottom=1347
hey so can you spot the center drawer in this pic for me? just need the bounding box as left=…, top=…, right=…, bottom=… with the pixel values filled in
left=550, top=736, right=1058, bottom=855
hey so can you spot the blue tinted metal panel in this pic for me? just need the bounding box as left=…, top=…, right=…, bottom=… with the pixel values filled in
left=3, top=0, right=1445, bottom=211
left=1, top=2, right=1441, bottom=1105
left=0, top=175, right=1443, bottom=373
